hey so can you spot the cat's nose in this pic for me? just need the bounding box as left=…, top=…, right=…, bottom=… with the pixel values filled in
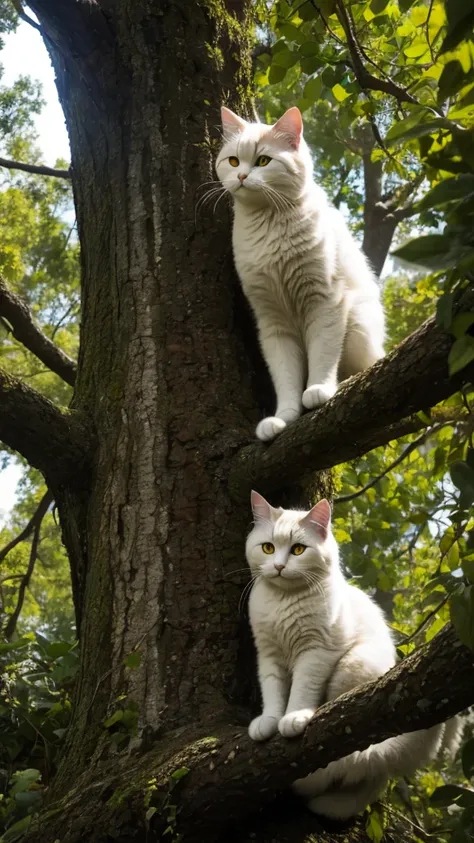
left=238, top=173, right=248, bottom=183
left=274, top=563, right=285, bottom=573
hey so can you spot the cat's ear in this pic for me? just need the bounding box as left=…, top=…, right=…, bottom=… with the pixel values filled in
left=302, top=499, right=331, bottom=540
left=271, top=107, right=303, bottom=150
left=221, top=106, right=247, bottom=140
left=251, top=490, right=277, bottom=523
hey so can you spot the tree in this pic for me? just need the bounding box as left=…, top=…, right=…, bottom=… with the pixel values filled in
left=1, top=1, right=474, bottom=842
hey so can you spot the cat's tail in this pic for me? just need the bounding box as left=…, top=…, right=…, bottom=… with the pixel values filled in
left=307, top=778, right=386, bottom=820
left=439, top=716, right=464, bottom=760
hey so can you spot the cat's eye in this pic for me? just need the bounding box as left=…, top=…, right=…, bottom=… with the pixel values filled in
left=256, top=155, right=271, bottom=167
left=262, top=542, right=275, bottom=554
left=229, top=156, right=239, bottom=167
left=291, top=543, right=306, bottom=556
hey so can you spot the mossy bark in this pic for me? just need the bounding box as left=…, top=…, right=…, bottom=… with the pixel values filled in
left=19, top=2, right=335, bottom=841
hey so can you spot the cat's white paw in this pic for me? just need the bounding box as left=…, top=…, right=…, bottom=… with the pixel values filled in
left=248, top=714, right=279, bottom=741
left=256, top=416, right=287, bottom=442
left=278, top=708, right=315, bottom=738
left=302, top=383, right=337, bottom=410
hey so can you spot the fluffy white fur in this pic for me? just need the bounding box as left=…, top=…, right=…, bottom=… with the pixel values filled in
left=215, top=106, right=385, bottom=442
left=246, top=491, right=462, bottom=819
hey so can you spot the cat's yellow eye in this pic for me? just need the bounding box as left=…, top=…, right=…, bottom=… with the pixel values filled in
left=291, top=543, right=306, bottom=556
left=229, top=156, right=239, bottom=167
left=256, top=155, right=271, bottom=167
left=262, top=542, right=275, bottom=555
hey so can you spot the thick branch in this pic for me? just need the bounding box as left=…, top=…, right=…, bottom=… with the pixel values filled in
left=0, top=368, right=92, bottom=483
left=0, top=156, right=70, bottom=179
left=0, top=277, right=77, bottom=386
left=335, top=0, right=417, bottom=105
left=167, top=626, right=474, bottom=839
left=30, top=625, right=474, bottom=843
left=0, top=489, right=53, bottom=563
left=230, top=286, right=474, bottom=500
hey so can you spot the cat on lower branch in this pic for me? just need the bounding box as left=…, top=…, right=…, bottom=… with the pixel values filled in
left=246, top=491, right=462, bottom=819
left=216, top=106, right=385, bottom=442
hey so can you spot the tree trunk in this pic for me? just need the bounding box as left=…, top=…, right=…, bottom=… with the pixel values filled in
left=21, top=2, right=337, bottom=841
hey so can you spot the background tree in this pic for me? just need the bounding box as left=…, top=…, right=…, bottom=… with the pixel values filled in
left=0, top=1, right=474, bottom=842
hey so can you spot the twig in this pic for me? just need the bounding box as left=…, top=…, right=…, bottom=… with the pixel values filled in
left=334, top=421, right=452, bottom=504
left=0, top=276, right=77, bottom=386
left=0, top=490, right=53, bottom=564
left=4, top=507, right=45, bottom=639
left=396, top=591, right=452, bottom=647
left=334, top=0, right=418, bottom=105
left=0, top=156, right=70, bottom=180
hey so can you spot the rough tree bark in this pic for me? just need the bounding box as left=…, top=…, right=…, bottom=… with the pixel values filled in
left=1, top=2, right=473, bottom=843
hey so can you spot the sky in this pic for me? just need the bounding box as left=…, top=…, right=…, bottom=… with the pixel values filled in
left=0, top=21, right=69, bottom=524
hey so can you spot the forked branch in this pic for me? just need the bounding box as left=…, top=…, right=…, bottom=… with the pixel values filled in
left=0, top=276, right=77, bottom=386
left=3, top=501, right=48, bottom=639
left=0, top=489, right=53, bottom=564
left=0, top=367, right=92, bottom=484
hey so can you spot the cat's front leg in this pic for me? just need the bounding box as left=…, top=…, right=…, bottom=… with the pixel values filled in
left=253, top=316, right=304, bottom=442
left=249, top=649, right=289, bottom=741
left=302, top=300, right=347, bottom=411
left=279, top=650, right=332, bottom=738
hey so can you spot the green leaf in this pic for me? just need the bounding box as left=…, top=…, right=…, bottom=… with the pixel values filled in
left=170, top=767, right=189, bottom=781
left=365, top=808, right=384, bottom=843
left=438, top=61, right=470, bottom=102
left=449, top=335, right=474, bottom=376
left=146, top=806, right=157, bottom=822
left=1, top=815, right=32, bottom=843
left=462, top=737, right=474, bottom=779
left=386, top=117, right=446, bottom=147
left=300, top=56, right=324, bottom=75
left=268, top=64, right=287, bottom=85
left=370, top=0, right=389, bottom=13
left=304, top=75, right=322, bottom=103
left=332, top=83, right=350, bottom=102
left=436, top=292, right=454, bottom=330
left=440, top=0, right=474, bottom=54
left=462, top=558, right=474, bottom=583
left=298, top=0, right=319, bottom=20
left=124, top=651, right=142, bottom=669
left=392, top=234, right=453, bottom=269
left=450, top=585, right=474, bottom=650
left=418, top=175, right=474, bottom=211
left=104, top=709, right=124, bottom=728
left=272, top=47, right=299, bottom=69
left=430, top=783, right=474, bottom=805
left=404, top=42, right=430, bottom=59
left=450, top=461, right=474, bottom=499
left=299, top=41, right=320, bottom=57
left=452, top=312, right=474, bottom=339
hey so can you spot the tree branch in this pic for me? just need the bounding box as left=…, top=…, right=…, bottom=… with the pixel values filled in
left=230, top=286, right=474, bottom=500
left=4, top=504, right=46, bottom=640
left=0, top=489, right=53, bottom=564
left=165, top=626, right=474, bottom=840
left=335, top=0, right=418, bottom=105
left=0, top=156, right=70, bottom=179
left=0, top=277, right=77, bottom=386
left=32, top=625, right=473, bottom=843
left=0, top=368, right=92, bottom=484
left=334, top=420, right=458, bottom=504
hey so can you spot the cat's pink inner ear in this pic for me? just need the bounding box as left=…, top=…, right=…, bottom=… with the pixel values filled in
left=271, top=107, right=303, bottom=150
left=221, top=106, right=247, bottom=139
left=302, top=499, right=331, bottom=538
left=251, top=490, right=274, bottom=523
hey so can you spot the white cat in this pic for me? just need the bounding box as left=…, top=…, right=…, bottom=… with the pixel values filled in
left=246, top=491, right=462, bottom=819
left=215, top=106, right=385, bottom=442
